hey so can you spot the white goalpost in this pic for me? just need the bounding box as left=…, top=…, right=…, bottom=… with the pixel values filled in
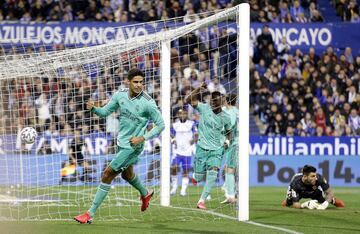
left=237, top=3, right=250, bottom=221
left=0, top=3, right=250, bottom=222
left=160, top=39, right=171, bottom=207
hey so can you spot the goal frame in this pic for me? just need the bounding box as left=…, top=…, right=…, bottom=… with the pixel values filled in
left=159, top=3, right=250, bottom=221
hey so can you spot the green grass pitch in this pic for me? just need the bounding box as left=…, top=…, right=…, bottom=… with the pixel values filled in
left=0, top=187, right=359, bottom=233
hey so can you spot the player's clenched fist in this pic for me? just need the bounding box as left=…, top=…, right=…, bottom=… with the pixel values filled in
left=87, top=99, right=95, bottom=110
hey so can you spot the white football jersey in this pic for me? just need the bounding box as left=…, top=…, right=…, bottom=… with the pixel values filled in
left=171, top=120, right=197, bottom=157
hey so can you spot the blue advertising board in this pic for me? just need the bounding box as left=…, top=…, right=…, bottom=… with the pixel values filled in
left=1, top=22, right=360, bottom=53
left=250, top=155, right=360, bottom=186
left=249, top=136, right=360, bottom=186
left=0, top=135, right=359, bottom=186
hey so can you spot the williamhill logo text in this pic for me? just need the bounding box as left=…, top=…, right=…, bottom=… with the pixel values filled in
left=250, top=137, right=360, bottom=156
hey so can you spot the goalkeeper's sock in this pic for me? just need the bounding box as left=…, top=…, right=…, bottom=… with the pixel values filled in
left=128, top=174, right=148, bottom=197
left=180, top=177, right=189, bottom=195
left=88, top=182, right=111, bottom=217
left=225, top=172, right=235, bottom=198
left=200, top=170, right=218, bottom=201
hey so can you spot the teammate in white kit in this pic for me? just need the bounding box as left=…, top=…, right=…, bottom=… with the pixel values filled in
left=170, top=108, right=198, bottom=196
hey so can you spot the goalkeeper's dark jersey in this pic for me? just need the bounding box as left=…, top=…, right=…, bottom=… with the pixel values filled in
left=286, top=173, right=330, bottom=203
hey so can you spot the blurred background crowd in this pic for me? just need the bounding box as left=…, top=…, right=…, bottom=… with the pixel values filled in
left=0, top=0, right=359, bottom=23
left=0, top=0, right=360, bottom=152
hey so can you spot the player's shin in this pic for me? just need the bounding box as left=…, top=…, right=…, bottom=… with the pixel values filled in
left=200, top=170, right=218, bottom=202
left=180, top=177, right=189, bottom=195
left=171, top=175, right=178, bottom=194
left=88, top=182, right=111, bottom=217
left=225, top=172, right=235, bottom=198
left=128, top=174, right=148, bottom=197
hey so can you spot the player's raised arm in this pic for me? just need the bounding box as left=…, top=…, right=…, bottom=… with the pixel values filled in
left=88, top=93, right=120, bottom=118
left=184, top=82, right=207, bottom=108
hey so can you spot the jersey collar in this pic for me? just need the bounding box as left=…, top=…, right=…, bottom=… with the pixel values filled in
left=128, top=90, right=143, bottom=100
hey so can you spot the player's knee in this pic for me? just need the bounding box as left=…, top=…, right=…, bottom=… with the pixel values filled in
left=121, top=170, right=133, bottom=181
left=225, top=167, right=235, bottom=173
left=101, top=167, right=115, bottom=183
left=194, top=172, right=205, bottom=182
left=170, top=166, right=177, bottom=174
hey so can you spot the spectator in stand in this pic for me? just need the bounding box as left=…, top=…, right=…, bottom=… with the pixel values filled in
left=85, top=0, right=97, bottom=20
left=183, top=8, right=200, bottom=23
left=255, top=25, right=274, bottom=63
left=48, top=4, right=62, bottom=21
left=344, top=47, right=354, bottom=64
left=311, top=10, right=324, bottom=22
left=279, top=1, right=290, bottom=20
left=269, top=10, right=280, bottom=23
left=168, top=1, right=184, bottom=18
left=290, top=0, right=305, bottom=20
left=286, top=60, right=302, bottom=79
left=184, top=61, right=200, bottom=80
left=207, top=76, right=226, bottom=95
left=296, top=12, right=308, bottom=23
left=344, top=0, right=359, bottom=21
left=35, top=92, right=51, bottom=130
left=277, top=37, right=291, bottom=62
left=315, top=108, right=327, bottom=132
left=330, top=108, right=346, bottom=135
left=348, top=108, right=360, bottom=134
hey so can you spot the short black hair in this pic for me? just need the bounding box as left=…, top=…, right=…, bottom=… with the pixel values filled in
left=302, top=165, right=316, bottom=175
left=226, top=94, right=237, bottom=106
left=128, top=68, right=144, bottom=80
left=211, top=91, right=222, bottom=99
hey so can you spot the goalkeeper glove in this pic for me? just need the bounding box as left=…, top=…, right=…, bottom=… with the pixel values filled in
left=317, top=201, right=329, bottom=210
left=301, top=200, right=319, bottom=209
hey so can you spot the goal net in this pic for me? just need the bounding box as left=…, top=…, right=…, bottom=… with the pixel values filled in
left=0, top=4, right=249, bottom=221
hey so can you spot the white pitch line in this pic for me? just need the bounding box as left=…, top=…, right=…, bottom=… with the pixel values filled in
left=73, top=192, right=302, bottom=234
left=3, top=190, right=301, bottom=233
left=162, top=205, right=302, bottom=234
left=245, top=221, right=303, bottom=234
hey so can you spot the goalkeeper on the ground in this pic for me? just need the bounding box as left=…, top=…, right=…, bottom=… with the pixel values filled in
left=74, top=68, right=164, bottom=224
left=282, top=164, right=345, bottom=210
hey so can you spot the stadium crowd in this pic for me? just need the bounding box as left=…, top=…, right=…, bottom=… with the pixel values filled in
left=0, top=0, right=360, bottom=151
left=333, top=0, right=360, bottom=22
left=0, top=0, right=329, bottom=23
left=251, top=25, right=360, bottom=136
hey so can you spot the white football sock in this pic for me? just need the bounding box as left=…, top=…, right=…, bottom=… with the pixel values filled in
left=171, top=175, right=178, bottom=193
left=180, top=177, right=189, bottom=195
